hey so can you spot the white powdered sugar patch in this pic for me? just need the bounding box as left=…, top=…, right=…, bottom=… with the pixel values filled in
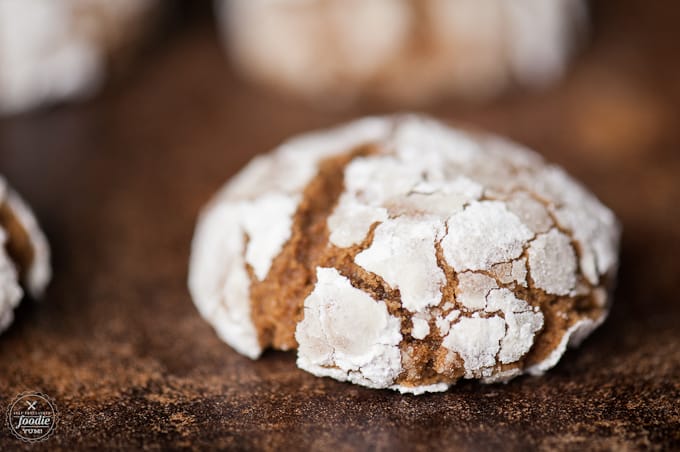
left=296, top=267, right=403, bottom=389
left=189, top=203, right=261, bottom=359
left=391, top=382, right=450, bottom=395
left=189, top=114, right=620, bottom=394
left=387, top=178, right=484, bottom=218
left=528, top=165, right=621, bottom=285
left=274, top=117, right=392, bottom=190
left=241, top=193, right=299, bottom=280
left=511, top=259, right=528, bottom=287
left=390, top=116, right=481, bottom=168
left=189, top=192, right=298, bottom=355
left=491, top=258, right=528, bottom=287
left=355, top=216, right=445, bottom=313
left=442, top=201, right=534, bottom=272
left=410, top=314, right=430, bottom=340
left=435, top=310, right=460, bottom=337
left=327, top=116, right=485, bottom=248
left=457, top=272, right=498, bottom=310
left=189, top=117, right=392, bottom=355
left=441, top=287, right=543, bottom=376
left=327, top=155, right=422, bottom=248
left=505, top=191, right=554, bottom=234
left=528, top=229, right=577, bottom=296
left=485, top=289, right=544, bottom=364
left=442, top=316, right=506, bottom=378
left=224, top=117, right=392, bottom=202
left=328, top=200, right=387, bottom=248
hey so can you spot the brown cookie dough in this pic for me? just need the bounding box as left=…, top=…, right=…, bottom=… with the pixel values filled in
left=189, top=115, right=620, bottom=394
left=0, top=176, right=51, bottom=333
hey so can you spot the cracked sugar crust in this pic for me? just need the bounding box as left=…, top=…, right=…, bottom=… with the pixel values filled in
left=354, top=216, right=445, bottom=313
left=189, top=115, right=620, bottom=394
left=443, top=201, right=534, bottom=272
left=189, top=118, right=392, bottom=357
left=296, top=267, right=403, bottom=389
left=0, top=176, right=51, bottom=335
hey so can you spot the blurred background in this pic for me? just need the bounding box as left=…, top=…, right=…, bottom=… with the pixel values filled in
left=0, top=0, right=678, bottom=449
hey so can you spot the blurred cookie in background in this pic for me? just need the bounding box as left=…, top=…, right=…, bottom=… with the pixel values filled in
left=218, top=0, right=587, bottom=107
left=0, top=0, right=158, bottom=115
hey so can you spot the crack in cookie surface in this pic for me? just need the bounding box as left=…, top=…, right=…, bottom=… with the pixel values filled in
left=248, top=145, right=379, bottom=351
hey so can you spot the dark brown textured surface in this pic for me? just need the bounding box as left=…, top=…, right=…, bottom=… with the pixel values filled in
left=0, top=1, right=678, bottom=450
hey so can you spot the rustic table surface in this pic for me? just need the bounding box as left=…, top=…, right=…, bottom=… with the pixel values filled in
left=0, top=1, right=678, bottom=450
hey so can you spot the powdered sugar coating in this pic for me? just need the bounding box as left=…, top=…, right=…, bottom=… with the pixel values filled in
left=190, top=118, right=392, bottom=357
left=242, top=193, right=299, bottom=280
left=485, top=289, right=544, bottom=364
left=528, top=229, right=578, bottom=296
left=295, top=268, right=403, bottom=389
left=391, top=382, right=450, bottom=395
left=189, top=115, right=620, bottom=394
left=506, top=192, right=554, bottom=234
left=457, top=272, right=497, bottom=311
left=491, top=258, right=528, bottom=287
left=443, top=316, right=507, bottom=377
left=355, top=216, right=445, bottom=313
left=410, top=315, right=430, bottom=340
left=443, top=201, right=534, bottom=272
left=328, top=202, right=387, bottom=248
left=189, top=202, right=263, bottom=359
left=439, top=289, right=543, bottom=378
left=523, top=165, right=620, bottom=285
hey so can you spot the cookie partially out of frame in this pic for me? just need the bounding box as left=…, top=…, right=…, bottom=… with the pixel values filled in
left=0, top=0, right=157, bottom=115
left=218, top=0, right=586, bottom=105
left=0, top=177, right=51, bottom=333
left=189, top=115, right=619, bottom=394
